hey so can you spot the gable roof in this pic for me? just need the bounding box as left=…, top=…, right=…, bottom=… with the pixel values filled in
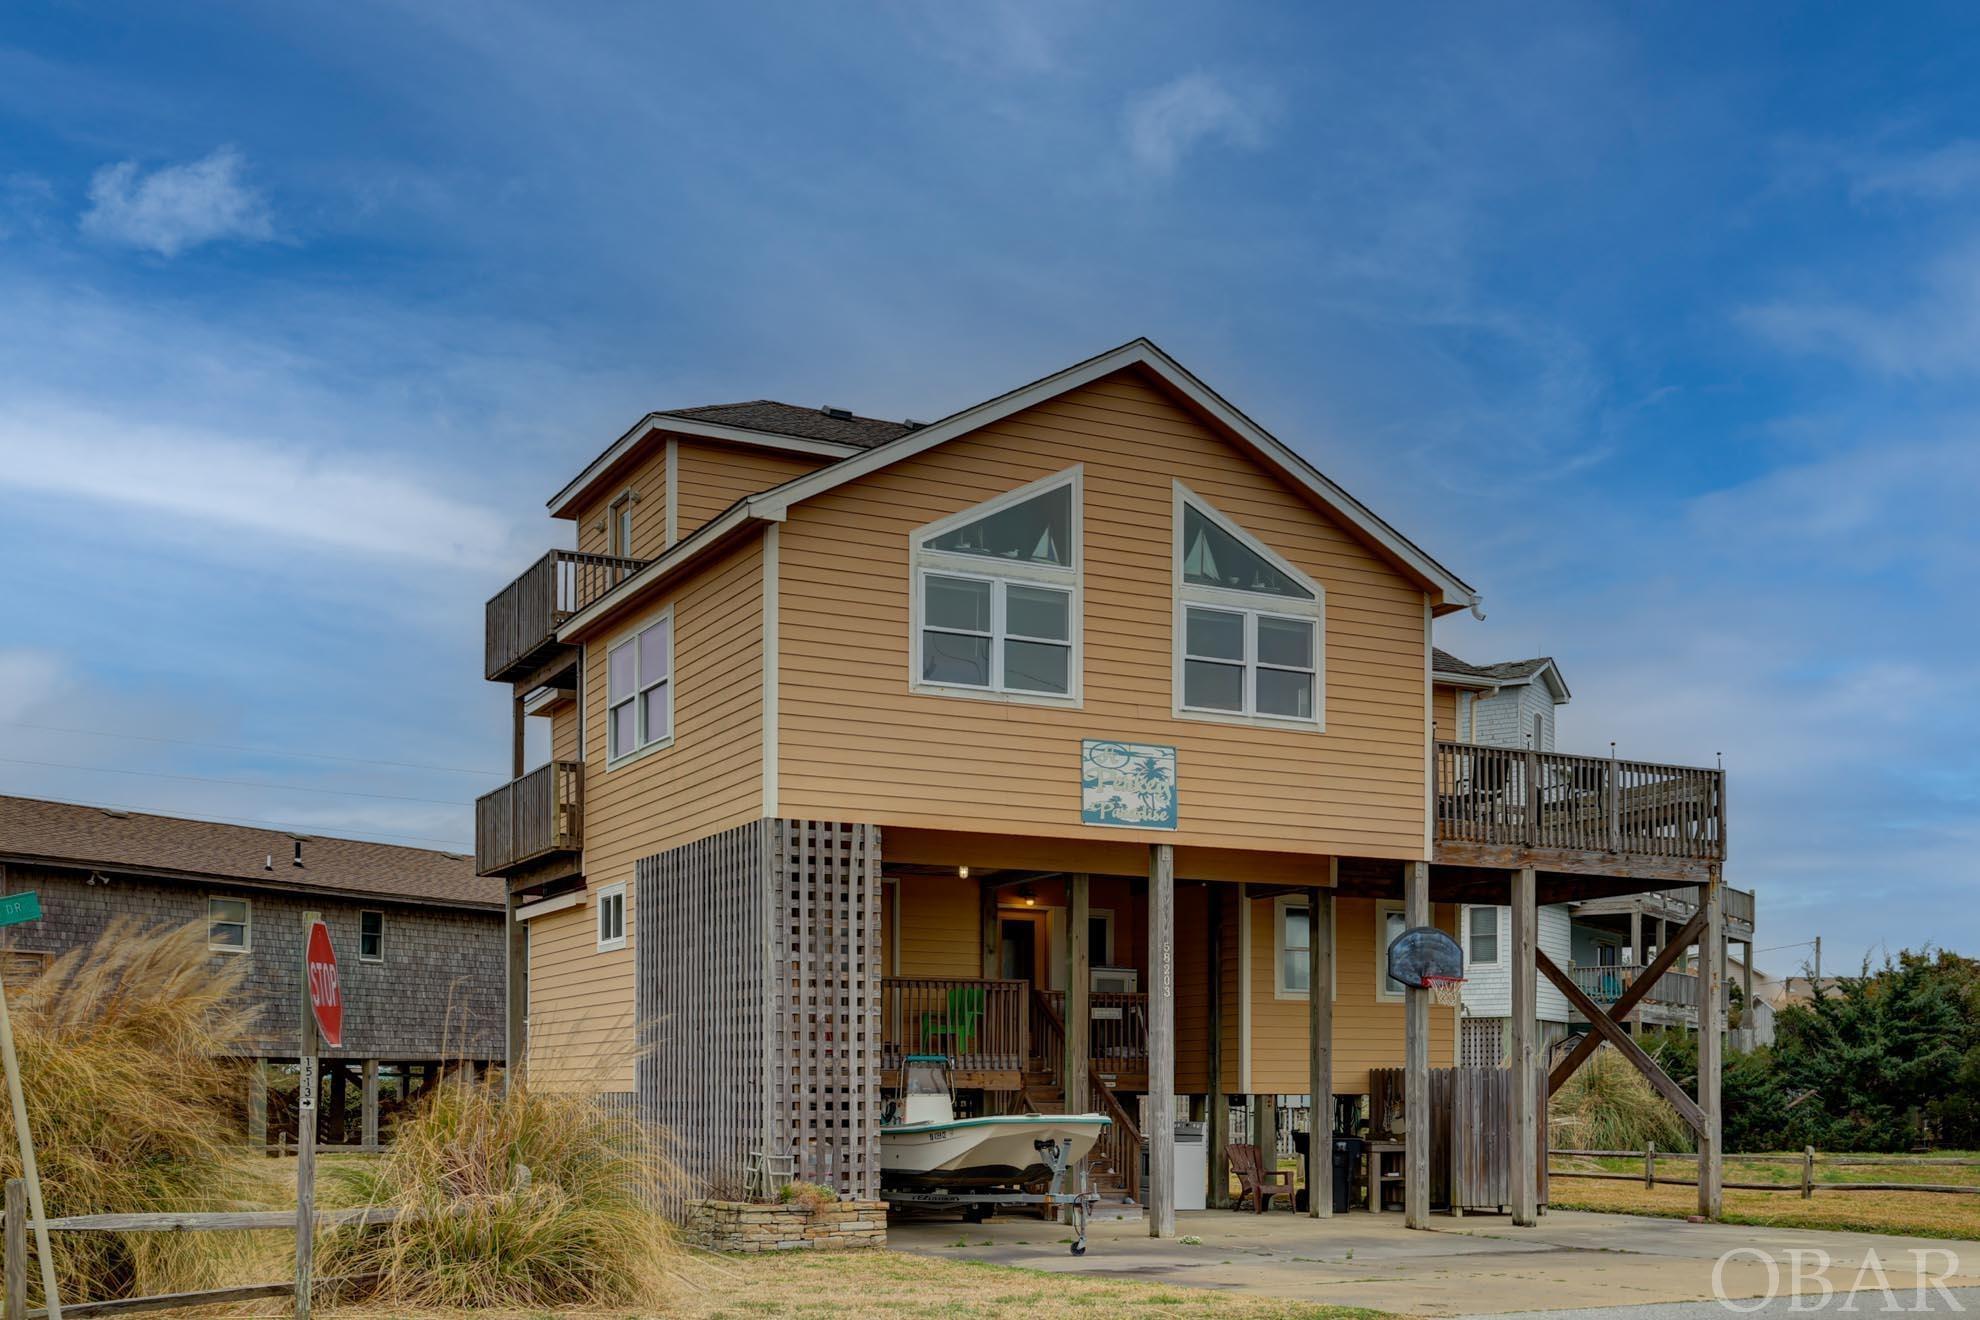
left=1433, top=649, right=1571, bottom=701
left=557, top=339, right=1480, bottom=636
left=658, top=401, right=914, bottom=449
left=0, top=795, right=499, bottom=910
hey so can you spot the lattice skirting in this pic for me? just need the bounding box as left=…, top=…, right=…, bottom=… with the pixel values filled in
left=635, top=819, right=882, bottom=1203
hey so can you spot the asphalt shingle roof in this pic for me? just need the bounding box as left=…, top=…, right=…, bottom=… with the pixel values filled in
left=1432, top=648, right=1556, bottom=683
left=660, top=400, right=915, bottom=450
left=0, top=795, right=499, bottom=909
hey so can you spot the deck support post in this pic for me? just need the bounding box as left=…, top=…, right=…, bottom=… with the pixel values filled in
left=511, top=695, right=525, bottom=779
left=1308, top=885, right=1333, bottom=1218
left=1147, top=843, right=1176, bottom=1238
left=361, top=1059, right=380, bottom=1149
left=1206, top=886, right=1229, bottom=1208
left=1403, top=860, right=1431, bottom=1230
left=1254, top=1093, right=1277, bottom=1179
left=505, top=894, right=527, bottom=1093
left=247, top=1059, right=268, bottom=1150
left=1698, top=869, right=1725, bottom=1219
left=980, top=879, right=1000, bottom=980
left=1511, top=865, right=1538, bottom=1226
left=1066, top=874, right=1090, bottom=1110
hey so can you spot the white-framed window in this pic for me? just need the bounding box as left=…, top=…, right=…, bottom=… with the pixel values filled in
left=596, top=882, right=627, bottom=951
left=1466, top=905, right=1499, bottom=966
left=1274, top=895, right=1338, bottom=1000
left=359, top=910, right=385, bottom=963
left=608, top=489, right=635, bottom=557
left=607, top=607, right=672, bottom=764
left=208, top=896, right=250, bottom=953
left=1172, top=482, right=1324, bottom=728
left=1376, top=900, right=1408, bottom=1001
left=909, top=468, right=1082, bottom=705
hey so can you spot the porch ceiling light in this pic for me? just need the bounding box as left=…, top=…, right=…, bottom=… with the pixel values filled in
left=958, top=865, right=969, bottom=880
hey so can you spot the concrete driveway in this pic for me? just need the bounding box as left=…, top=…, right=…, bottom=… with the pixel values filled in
left=888, top=1208, right=1980, bottom=1316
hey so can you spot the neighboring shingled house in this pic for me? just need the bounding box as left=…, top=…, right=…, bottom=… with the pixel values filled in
left=0, top=795, right=505, bottom=1146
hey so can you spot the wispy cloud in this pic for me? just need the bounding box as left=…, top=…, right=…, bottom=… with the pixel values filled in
left=80, top=146, right=274, bottom=256
left=1848, top=139, right=1980, bottom=202
left=0, top=403, right=514, bottom=569
left=1122, top=73, right=1266, bottom=178
left=1736, top=243, right=1980, bottom=379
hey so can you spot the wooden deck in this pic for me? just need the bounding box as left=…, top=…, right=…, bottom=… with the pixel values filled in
left=484, top=549, right=646, bottom=682
left=1433, top=740, right=1725, bottom=882
left=474, top=759, right=582, bottom=878
left=1564, top=961, right=1721, bottom=1027
left=878, top=977, right=1151, bottom=1092
left=1574, top=883, right=1756, bottom=936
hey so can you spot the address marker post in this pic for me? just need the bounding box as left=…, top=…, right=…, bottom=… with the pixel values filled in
left=0, top=891, right=61, bottom=1320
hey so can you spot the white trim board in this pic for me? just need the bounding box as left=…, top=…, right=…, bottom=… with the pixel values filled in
left=550, top=415, right=862, bottom=518
left=761, top=523, right=780, bottom=816
left=515, top=889, right=583, bottom=923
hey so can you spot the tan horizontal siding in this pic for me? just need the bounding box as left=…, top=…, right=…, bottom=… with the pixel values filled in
left=574, top=445, right=669, bottom=560
left=1433, top=684, right=1457, bottom=742
left=528, top=535, right=767, bottom=1093
left=675, top=440, right=827, bottom=540
left=777, top=368, right=1430, bottom=858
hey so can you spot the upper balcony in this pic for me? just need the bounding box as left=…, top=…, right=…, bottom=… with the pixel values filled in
left=485, top=550, right=647, bottom=683
left=1433, top=740, right=1725, bottom=882
left=475, top=760, right=583, bottom=882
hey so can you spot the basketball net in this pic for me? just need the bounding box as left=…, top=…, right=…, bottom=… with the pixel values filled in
left=1423, top=974, right=1466, bottom=1009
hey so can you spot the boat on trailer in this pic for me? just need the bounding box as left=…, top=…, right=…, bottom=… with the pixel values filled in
left=879, top=1054, right=1108, bottom=1254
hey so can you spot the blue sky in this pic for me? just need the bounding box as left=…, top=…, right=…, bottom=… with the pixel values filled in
left=2, top=3, right=1976, bottom=970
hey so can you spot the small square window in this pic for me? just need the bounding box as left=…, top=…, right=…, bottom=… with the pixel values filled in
left=208, top=897, right=250, bottom=952
left=359, top=910, right=385, bottom=963
left=596, top=884, right=627, bottom=951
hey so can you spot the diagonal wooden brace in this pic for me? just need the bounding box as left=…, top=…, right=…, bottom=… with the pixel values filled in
left=1537, top=947, right=1707, bottom=1135
left=1547, top=907, right=1708, bottom=1096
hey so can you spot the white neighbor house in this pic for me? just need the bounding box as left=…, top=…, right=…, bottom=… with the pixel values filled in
left=1435, top=648, right=1579, bottom=1066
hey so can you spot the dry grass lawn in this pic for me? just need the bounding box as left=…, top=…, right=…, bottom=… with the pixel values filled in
left=1550, top=1152, right=1980, bottom=1241
left=666, top=1248, right=1396, bottom=1319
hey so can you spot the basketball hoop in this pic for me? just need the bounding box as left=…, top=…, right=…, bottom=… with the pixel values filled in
left=1423, top=974, right=1466, bottom=1009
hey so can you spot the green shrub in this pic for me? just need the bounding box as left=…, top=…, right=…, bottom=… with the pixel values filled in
left=318, top=1079, right=682, bottom=1309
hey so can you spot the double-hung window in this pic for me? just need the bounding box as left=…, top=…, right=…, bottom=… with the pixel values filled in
left=912, top=469, right=1081, bottom=702
left=360, top=910, right=385, bottom=963
left=1466, top=906, right=1499, bottom=966
left=1174, top=484, right=1323, bottom=727
left=596, top=882, right=627, bottom=951
left=208, top=897, right=250, bottom=952
left=607, top=609, right=672, bottom=762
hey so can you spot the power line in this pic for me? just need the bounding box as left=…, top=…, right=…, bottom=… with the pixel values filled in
left=0, top=756, right=472, bottom=808
left=1756, top=939, right=1819, bottom=955
left=11, top=792, right=470, bottom=851
left=0, top=720, right=503, bottom=779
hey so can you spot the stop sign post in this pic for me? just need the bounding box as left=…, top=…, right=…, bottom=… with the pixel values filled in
left=296, top=914, right=342, bottom=1320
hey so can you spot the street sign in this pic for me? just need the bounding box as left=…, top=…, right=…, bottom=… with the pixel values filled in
left=304, top=921, right=343, bottom=1049
left=0, top=892, right=41, bottom=927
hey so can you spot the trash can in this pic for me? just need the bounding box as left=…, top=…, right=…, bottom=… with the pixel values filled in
left=1140, top=1121, right=1209, bottom=1211
left=1332, top=1136, right=1364, bottom=1213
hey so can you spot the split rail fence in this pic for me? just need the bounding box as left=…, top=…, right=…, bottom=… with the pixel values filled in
left=1549, top=1148, right=1980, bottom=1197
left=2, top=1177, right=418, bottom=1319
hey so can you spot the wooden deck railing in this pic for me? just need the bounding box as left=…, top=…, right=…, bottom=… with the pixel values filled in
left=1576, top=883, right=1757, bottom=929
left=475, top=760, right=583, bottom=876
left=1566, top=962, right=1707, bottom=1012
left=1434, top=741, right=1725, bottom=862
left=1085, top=1069, right=1143, bottom=1203
left=880, top=978, right=1029, bottom=1074
left=485, top=549, right=648, bottom=680
left=1043, top=990, right=1150, bottom=1077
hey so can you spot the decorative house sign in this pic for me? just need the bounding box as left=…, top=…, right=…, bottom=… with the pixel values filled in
left=1080, top=740, right=1178, bottom=830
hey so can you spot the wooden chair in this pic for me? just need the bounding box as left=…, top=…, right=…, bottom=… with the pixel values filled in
left=1229, top=1143, right=1294, bottom=1213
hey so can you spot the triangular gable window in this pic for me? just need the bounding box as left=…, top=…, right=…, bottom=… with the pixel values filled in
left=925, top=482, right=1072, bottom=567
left=1181, top=504, right=1312, bottom=600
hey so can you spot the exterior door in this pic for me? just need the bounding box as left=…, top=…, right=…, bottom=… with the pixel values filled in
left=999, top=912, right=1048, bottom=984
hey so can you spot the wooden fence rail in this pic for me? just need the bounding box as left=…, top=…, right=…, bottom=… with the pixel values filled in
left=3, top=1177, right=437, bottom=1320
left=1549, top=1147, right=1980, bottom=1198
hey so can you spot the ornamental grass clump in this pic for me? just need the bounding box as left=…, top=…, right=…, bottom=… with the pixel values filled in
left=0, top=919, right=260, bottom=1302
left=319, top=1077, right=684, bottom=1309
left=1550, top=1042, right=1694, bottom=1153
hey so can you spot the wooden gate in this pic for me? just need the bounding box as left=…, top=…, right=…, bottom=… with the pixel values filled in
left=636, top=818, right=882, bottom=1204
left=1369, top=1065, right=1548, bottom=1212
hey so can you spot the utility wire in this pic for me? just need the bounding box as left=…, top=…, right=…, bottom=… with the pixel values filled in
left=1755, top=939, right=1819, bottom=955
left=0, top=720, right=503, bottom=778
left=12, top=792, right=470, bottom=850
left=0, top=756, right=472, bottom=807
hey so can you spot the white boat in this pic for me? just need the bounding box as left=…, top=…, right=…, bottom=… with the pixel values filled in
left=881, top=1055, right=1110, bottom=1191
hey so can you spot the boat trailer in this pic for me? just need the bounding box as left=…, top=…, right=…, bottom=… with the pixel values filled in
left=880, top=1134, right=1099, bottom=1256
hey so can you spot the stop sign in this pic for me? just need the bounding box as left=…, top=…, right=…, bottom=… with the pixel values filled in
left=305, top=920, right=343, bottom=1048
